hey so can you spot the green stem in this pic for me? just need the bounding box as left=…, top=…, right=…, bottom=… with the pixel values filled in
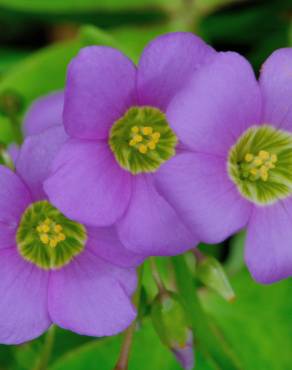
left=172, top=255, right=243, bottom=370
left=9, top=113, right=22, bottom=145
left=150, top=257, right=167, bottom=294
left=113, top=266, right=143, bottom=370
left=33, top=325, right=55, bottom=370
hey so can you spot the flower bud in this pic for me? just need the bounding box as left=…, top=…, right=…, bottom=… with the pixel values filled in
left=151, top=291, right=194, bottom=369
left=0, top=90, right=23, bottom=116
left=196, top=256, right=235, bottom=302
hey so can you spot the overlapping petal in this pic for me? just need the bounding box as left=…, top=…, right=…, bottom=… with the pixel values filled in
left=259, top=48, right=292, bottom=131
left=48, top=250, right=136, bottom=337
left=0, top=249, right=51, bottom=344
left=16, top=126, right=67, bottom=201
left=23, top=91, right=64, bottom=136
left=137, top=32, right=215, bottom=110
left=87, top=226, right=145, bottom=268
left=156, top=152, right=252, bottom=244
left=44, top=140, right=132, bottom=226
left=64, top=47, right=137, bottom=140
left=246, top=198, right=292, bottom=283
left=167, top=52, right=261, bottom=156
left=0, top=165, right=31, bottom=224
left=117, top=175, right=196, bottom=256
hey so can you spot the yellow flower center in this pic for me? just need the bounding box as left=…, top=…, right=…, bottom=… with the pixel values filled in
left=241, top=150, right=277, bottom=182
left=129, top=125, right=161, bottom=154
left=36, top=218, right=66, bottom=248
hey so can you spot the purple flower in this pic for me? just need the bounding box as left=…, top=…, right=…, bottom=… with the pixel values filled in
left=0, top=98, right=143, bottom=344
left=44, top=32, right=216, bottom=257
left=7, top=143, right=19, bottom=163
left=155, top=49, right=292, bottom=283
left=171, top=331, right=194, bottom=370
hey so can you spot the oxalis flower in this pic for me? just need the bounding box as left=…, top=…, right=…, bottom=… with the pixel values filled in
left=155, top=49, right=292, bottom=283
left=44, top=32, right=216, bottom=256
left=0, top=97, right=142, bottom=344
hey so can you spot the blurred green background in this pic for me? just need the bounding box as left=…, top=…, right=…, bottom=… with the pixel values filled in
left=0, top=0, right=292, bottom=369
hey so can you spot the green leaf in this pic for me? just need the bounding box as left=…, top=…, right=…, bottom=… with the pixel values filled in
left=0, top=0, right=179, bottom=13
left=172, top=255, right=243, bottom=370
left=49, top=321, right=179, bottom=370
left=0, top=26, right=130, bottom=144
left=202, top=269, right=292, bottom=370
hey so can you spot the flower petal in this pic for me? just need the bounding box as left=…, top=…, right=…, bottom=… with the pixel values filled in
left=137, top=32, right=215, bottom=110
left=7, top=143, right=19, bottom=164
left=259, top=48, right=292, bottom=130
left=155, top=152, right=252, bottom=244
left=245, top=198, right=292, bottom=283
left=16, top=126, right=68, bottom=201
left=167, top=52, right=261, bottom=156
left=0, top=166, right=31, bottom=249
left=117, top=175, right=196, bottom=256
left=0, top=248, right=50, bottom=344
left=44, top=140, right=132, bottom=226
left=64, top=47, right=137, bottom=140
left=48, top=250, right=136, bottom=337
left=0, top=165, right=31, bottom=224
left=23, top=91, right=64, bottom=136
left=87, top=226, right=145, bottom=268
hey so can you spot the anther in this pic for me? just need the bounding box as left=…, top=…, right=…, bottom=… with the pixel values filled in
left=148, top=141, right=156, bottom=150
left=131, top=126, right=139, bottom=134
left=142, top=126, right=153, bottom=135
left=245, top=153, right=254, bottom=162
left=259, top=150, right=269, bottom=160
left=271, top=154, right=278, bottom=163
left=133, top=134, right=143, bottom=143
left=138, top=144, right=148, bottom=154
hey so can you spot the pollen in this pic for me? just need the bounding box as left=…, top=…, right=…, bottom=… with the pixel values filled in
left=138, top=144, right=148, bottom=154
left=241, top=149, right=277, bottom=182
left=128, top=125, right=161, bottom=155
left=271, top=154, right=278, bottom=163
left=131, top=126, right=139, bottom=133
left=36, top=218, right=66, bottom=248
left=259, top=150, right=269, bottom=160
left=152, top=132, right=161, bottom=142
left=147, top=141, right=156, bottom=150
left=253, top=157, right=263, bottom=166
left=133, top=134, right=143, bottom=143
left=142, top=126, right=153, bottom=135
left=244, top=153, right=254, bottom=162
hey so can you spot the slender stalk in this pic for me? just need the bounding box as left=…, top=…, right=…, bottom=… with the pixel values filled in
left=9, top=113, right=22, bottom=145
left=33, top=325, right=55, bottom=370
left=150, top=257, right=167, bottom=294
left=113, top=266, right=143, bottom=370
left=114, top=321, right=136, bottom=370
left=172, top=255, right=243, bottom=369
left=192, top=248, right=205, bottom=262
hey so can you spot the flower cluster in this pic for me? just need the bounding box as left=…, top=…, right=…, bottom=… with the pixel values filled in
left=0, top=32, right=291, bottom=349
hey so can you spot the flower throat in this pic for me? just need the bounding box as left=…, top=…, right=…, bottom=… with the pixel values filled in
left=109, top=106, right=178, bottom=174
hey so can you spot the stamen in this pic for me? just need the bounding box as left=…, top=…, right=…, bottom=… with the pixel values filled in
left=259, top=150, right=269, bottom=160
left=133, top=134, right=143, bottom=143
left=253, top=157, right=263, bottom=166
left=128, top=125, right=161, bottom=155
left=36, top=218, right=66, bottom=248
left=271, top=154, right=278, bottom=163
left=138, top=144, right=148, bottom=154
left=244, top=153, right=254, bottom=162
left=131, top=126, right=139, bottom=133
left=142, top=126, right=153, bottom=135
left=148, top=141, right=156, bottom=150
left=241, top=149, right=277, bottom=182
left=152, top=132, right=161, bottom=142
